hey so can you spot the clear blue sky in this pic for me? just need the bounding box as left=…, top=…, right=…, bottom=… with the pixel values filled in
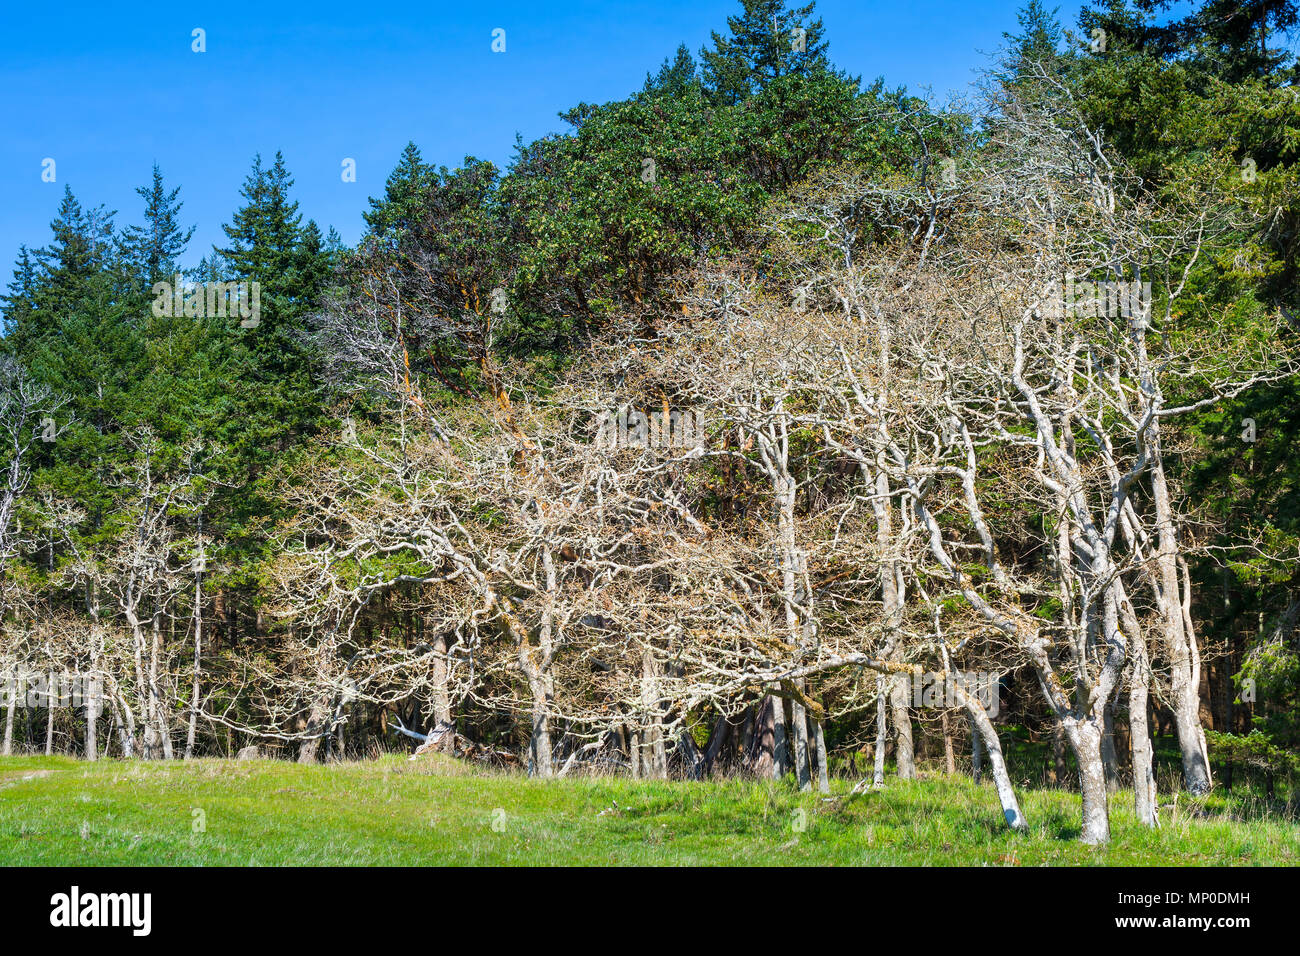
left=0, top=1, right=1088, bottom=276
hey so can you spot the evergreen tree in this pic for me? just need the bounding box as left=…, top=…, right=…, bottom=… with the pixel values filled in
left=211, top=152, right=328, bottom=492
left=1177, top=0, right=1298, bottom=83
left=700, top=0, right=829, bottom=104
left=294, top=219, right=336, bottom=308
left=363, top=142, right=434, bottom=244
left=1, top=246, right=39, bottom=340
left=218, top=151, right=308, bottom=313
left=32, top=188, right=116, bottom=314
left=644, top=44, right=700, bottom=96
left=120, top=164, right=194, bottom=287
left=1004, top=1, right=1063, bottom=67
left=1081, top=0, right=1299, bottom=82
left=9, top=188, right=120, bottom=362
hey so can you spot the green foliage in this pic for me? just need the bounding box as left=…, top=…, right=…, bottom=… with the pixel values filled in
left=1206, top=730, right=1298, bottom=779
left=699, top=0, right=831, bottom=105
left=355, top=153, right=511, bottom=371
left=1068, top=0, right=1300, bottom=760
left=502, top=65, right=871, bottom=326
left=119, top=164, right=195, bottom=287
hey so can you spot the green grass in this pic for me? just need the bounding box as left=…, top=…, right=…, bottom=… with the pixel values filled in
left=1, top=754, right=1296, bottom=865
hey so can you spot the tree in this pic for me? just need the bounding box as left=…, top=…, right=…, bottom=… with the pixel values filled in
left=211, top=151, right=329, bottom=490
left=1, top=246, right=39, bottom=339
left=120, top=165, right=194, bottom=287
left=363, top=142, right=435, bottom=245
left=700, top=0, right=830, bottom=105
left=1004, top=1, right=1064, bottom=69
left=644, top=44, right=700, bottom=96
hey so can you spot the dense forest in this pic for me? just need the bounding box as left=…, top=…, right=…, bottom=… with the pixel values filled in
left=2, top=0, right=1298, bottom=846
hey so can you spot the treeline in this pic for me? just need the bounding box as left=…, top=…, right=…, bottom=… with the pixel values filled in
left=1, top=0, right=1298, bottom=845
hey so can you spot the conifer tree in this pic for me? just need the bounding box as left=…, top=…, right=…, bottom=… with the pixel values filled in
left=700, top=0, right=829, bottom=104
left=363, top=142, right=434, bottom=244
left=120, top=164, right=194, bottom=287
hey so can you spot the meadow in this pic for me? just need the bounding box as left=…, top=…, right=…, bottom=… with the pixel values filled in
left=1, top=754, right=1295, bottom=866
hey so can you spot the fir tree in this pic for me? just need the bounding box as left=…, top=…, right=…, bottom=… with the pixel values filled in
left=644, top=44, right=700, bottom=96
left=120, top=164, right=194, bottom=286
left=699, top=0, right=829, bottom=105
left=363, top=142, right=434, bottom=243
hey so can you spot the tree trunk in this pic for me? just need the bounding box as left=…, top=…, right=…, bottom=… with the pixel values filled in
left=813, top=718, right=830, bottom=794
left=185, top=568, right=203, bottom=759
left=528, top=687, right=554, bottom=778
left=1171, top=664, right=1211, bottom=795
left=426, top=631, right=456, bottom=753
left=524, top=550, right=558, bottom=779
left=868, top=461, right=911, bottom=783
left=2, top=668, right=15, bottom=756
left=85, top=675, right=101, bottom=761
left=1101, top=697, right=1121, bottom=793
left=128, top=615, right=152, bottom=758
left=1051, top=722, right=1067, bottom=786
left=940, top=710, right=956, bottom=774
left=1130, top=674, right=1158, bottom=828
left=626, top=725, right=641, bottom=779
left=1066, top=720, right=1110, bottom=845
left=637, top=650, right=666, bottom=779
left=872, top=678, right=888, bottom=787
left=1148, top=441, right=1212, bottom=795
left=297, top=697, right=330, bottom=763
left=699, top=713, right=732, bottom=778
left=113, top=694, right=135, bottom=758
left=774, top=470, right=810, bottom=788
left=791, top=695, right=812, bottom=791
left=86, top=623, right=100, bottom=761
left=150, top=615, right=173, bottom=760
left=751, top=694, right=785, bottom=779
left=44, top=670, right=55, bottom=755
left=889, top=675, right=915, bottom=779
left=958, top=686, right=1027, bottom=831
left=1118, top=591, right=1158, bottom=826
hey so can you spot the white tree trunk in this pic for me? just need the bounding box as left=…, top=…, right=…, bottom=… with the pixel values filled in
left=1066, top=720, right=1110, bottom=845
left=957, top=686, right=1027, bottom=831
left=185, top=569, right=202, bottom=759
left=872, top=678, right=888, bottom=787
left=889, top=674, right=915, bottom=779
left=813, top=718, right=830, bottom=794
left=44, top=669, right=55, bottom=755
left=2, top=668, right=15, bottom=755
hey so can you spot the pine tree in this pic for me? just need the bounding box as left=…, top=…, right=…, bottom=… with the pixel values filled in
left=1179, top=0, right=1298, bottom=83
left=363, top=142, right=433, bottom=243
left=699, top=0, right=829, bottom=105
left=210, top=152, right=327, bottom=482
left=644, top=44, right=700, bottom=96
left=218, top=151, right=306, bottom=308
left=120, top=164, right=194, bottom=286
left=35, top=188, right=115, bottom=291
left=1, top=246, right=39, bottom=340
left=294, top=219, right=335, bottom=308
left=12, top=188, right=120, bottom=357
left=1080, top=0, right=1298, bottom=82
left=1005, top=1, right=1063, bottom=67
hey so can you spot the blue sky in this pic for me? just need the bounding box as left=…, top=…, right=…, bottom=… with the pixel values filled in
left=0, top=1, right=1090, bottom=276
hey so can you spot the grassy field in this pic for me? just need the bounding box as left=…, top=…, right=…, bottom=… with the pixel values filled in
left=1, top=754, right=1295, bottom=865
